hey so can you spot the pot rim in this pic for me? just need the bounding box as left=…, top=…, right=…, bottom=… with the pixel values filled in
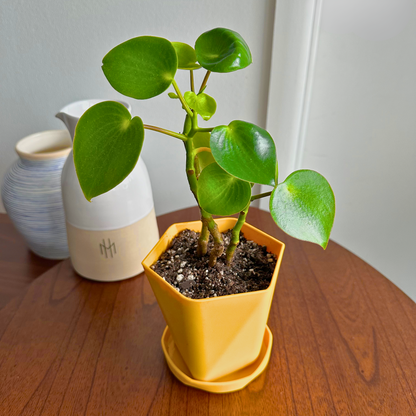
left=142, top=217, right=285, bottom=304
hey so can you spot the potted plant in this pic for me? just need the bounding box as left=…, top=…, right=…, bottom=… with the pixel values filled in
left=73, top=28, right=335, bottom=393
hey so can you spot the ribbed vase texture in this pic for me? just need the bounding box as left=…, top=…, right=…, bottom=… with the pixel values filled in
left=2, top=157, right=69, bottom=259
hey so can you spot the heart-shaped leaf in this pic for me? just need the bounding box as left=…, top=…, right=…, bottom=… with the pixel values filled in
left=197, top=163, right=251, bottom=215
left=193, top=132, right=215, bottom=171
left=172, top=42, right=201, bottom=70
left=102, top=36, right=178, bottom=99
left=73, top=101, right=144, bottom=201
left=195, top=28, right=252, bottom=73
left=210, top=120, right=277, bottom=186
left=270, top=170, right=335, bottom=249
left=184, top=91, right=217, bottom=121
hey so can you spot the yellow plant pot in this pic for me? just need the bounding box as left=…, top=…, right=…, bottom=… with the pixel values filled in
left=142, top=218, right=285, bottom=382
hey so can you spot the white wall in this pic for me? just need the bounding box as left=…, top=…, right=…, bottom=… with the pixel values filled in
left=0, top=0, right=275, bottom=215
left=265, top=0, right=416, bottom=300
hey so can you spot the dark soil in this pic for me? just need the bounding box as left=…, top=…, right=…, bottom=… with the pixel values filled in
left=151, top=229, right=277, bottom=299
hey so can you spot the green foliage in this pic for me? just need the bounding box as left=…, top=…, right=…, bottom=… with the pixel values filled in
left=184, top=91, right=216, bottom=121
left=73, top=27, right=335, bottom=257
left=172, top=42, right=201, bottom=70
left=102, top=36, right=178, bottom=99
left=197, top=163, right=251, bottom=215
left=270, top=170, right=335, bottom=249
left=73, top=101, right=144, bottom=201
left=210, top=121, right=277, bottom=186
left=195, top=28, right=252, bottom=73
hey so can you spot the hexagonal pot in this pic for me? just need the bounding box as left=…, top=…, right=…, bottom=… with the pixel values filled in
left=142, top=217, right=285, bottom=382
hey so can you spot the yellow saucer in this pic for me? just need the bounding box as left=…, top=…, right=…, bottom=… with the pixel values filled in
left=161, top=325, right=273, bottom=394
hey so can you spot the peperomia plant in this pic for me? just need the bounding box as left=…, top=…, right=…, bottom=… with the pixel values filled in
left=74, top=28, right=335, bottom=267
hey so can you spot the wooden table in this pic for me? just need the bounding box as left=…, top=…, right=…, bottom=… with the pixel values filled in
left=0, top=208, right=415, bottom=415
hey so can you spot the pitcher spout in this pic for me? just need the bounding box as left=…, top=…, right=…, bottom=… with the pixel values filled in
left=55, top=112, right=78, bottom=141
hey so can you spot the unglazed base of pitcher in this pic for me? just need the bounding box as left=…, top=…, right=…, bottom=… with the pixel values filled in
left=66, top=208, right=159, bottom=282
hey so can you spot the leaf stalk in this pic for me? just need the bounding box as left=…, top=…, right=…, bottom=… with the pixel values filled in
left=193, top=147, right=211, bottom=156
left=198, top=70, right=211, bottom=93
left=190, top=70, right=195, bottom=93
left=144, top=124, right=187, bottom=141
left=251, top=191, right=272, bottom=201
left=172, top=79, right=193, bottom=117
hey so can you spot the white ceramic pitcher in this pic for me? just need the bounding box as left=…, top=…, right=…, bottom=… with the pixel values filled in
left=57, top=99, right=159, bottom=281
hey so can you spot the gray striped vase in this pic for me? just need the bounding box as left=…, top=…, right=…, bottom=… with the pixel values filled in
left=1, top=130, right=72, bottom=259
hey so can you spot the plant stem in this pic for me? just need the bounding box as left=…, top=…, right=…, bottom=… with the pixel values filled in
left=190, top=70, right=194, bottom=93
left=184, top=133, right=213, bottom=257
left=201, top=210, right=224, bottom=267
left=250, top=191, right=272, bottom=201
left=198, top=70, right=211, bottom=93
left=189, top=112, right=199, bottom=137
left=172, top=79, right=193, bottom=117
left=183, top=114, right=192, bottom=136
left=181, top=112, right=223, bottom=266
left=185, top=135, right=198, bottom=200
left=197, top=220, right=209, bottom=256
left=143, top=124, right=187, bottom=141
left=226, top=203, right=250, bottom=265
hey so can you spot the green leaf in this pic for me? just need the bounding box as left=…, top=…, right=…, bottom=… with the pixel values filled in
left=168, top=92, right=179, bottom=99
left=197, top=163, right=251, bottom=215
left=172, top=42, right=201, bottom=70
left=184, top=91, right=217, bottom=121
left=193, top=132, right=215, bottom=171
left=195, top=28, right=252, bottom=73
left=73, top=101, right=144, bottom=201
left=184, top=92, right=198, bottom=110
left=210, top=120, right=277, bottom=186
left=102, top=36, right=178, bottom=100
left=270, top=170, right=335, bottom=249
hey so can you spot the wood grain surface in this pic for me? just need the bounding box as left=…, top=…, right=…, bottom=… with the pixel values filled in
left=0, top=208, right=415, bottom=415
left=0, top=215, right=60, bottom=308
